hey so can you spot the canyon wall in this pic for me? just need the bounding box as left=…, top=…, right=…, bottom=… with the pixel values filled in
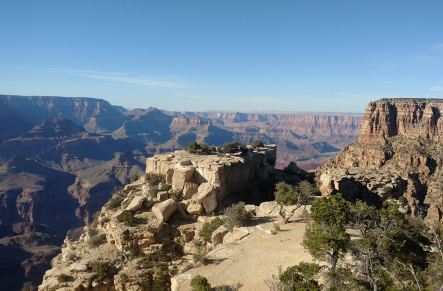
left=358, top=98, right=443, bottom=143
left=317, top=98, right=443, bottom=221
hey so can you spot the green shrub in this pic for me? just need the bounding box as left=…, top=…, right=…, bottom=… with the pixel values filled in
left=186, top=142, right=211, bottom=155
left=224, top=202, right=251, bottom=230
left=279, top=262, right=321, bottom=290
left=131, top=175, right=139, bottom=182
left=199, top=217, right=224, bottom=242
left=89, top=233, right=106, bottom=247
left=297, top=180, right=319, bottom=197
left=220, top=142, right=248, bottom=154
left=92, top=261, right=117, bottom=281
left=148, top=185, right=159, bottom=198
left=274, top=182, right=299, bottom=205
left=274, top=181, right=312, bottom=206
left=122, top=210, right=137, bottom=227
left=193, top=244, right=208, bottom=265
left=107, top=195, right=124, bottom=209
left=57, top=274, right=73, bottom=283
left=145, top=173, right=166, bottom=185
left=190, top=275, right=212, bottom=291
left=151, top=266, right=170, bottom=291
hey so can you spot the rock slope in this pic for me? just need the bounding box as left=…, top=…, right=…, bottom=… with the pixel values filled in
left=317, top=98, right=443, bottom=221
left=39, top=147, right=279, bottom=290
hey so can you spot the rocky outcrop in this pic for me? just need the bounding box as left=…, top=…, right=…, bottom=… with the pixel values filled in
left=146, top=146, right=276, bottom=213
left=39, top=166, right=306, bottom=291
left=317, top=98, right=443, bottom=221
left=37, top=145, right=281, bottom=291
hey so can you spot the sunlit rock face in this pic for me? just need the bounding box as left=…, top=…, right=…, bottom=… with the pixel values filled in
left=317, top=98, right=443, bottom=222
left=146, top=145, right=277, bottom=210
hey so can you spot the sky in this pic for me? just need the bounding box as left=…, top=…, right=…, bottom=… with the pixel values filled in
left=1, top=0, right=443, bottom=113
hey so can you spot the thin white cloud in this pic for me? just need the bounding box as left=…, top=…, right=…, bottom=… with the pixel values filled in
left=429, top=85, right=443, bottom=92
left=60, top=69, right=185, bottom=89
left=431, top=43, right=443, bottom=51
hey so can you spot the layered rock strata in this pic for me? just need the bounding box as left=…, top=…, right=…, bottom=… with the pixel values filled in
left=146, top=145, right=277, bottom=213
left=317, top=99, right=443, bottom=221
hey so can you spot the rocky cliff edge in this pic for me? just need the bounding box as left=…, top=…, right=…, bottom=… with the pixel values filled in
left=317, top=98, right=443, bottom=221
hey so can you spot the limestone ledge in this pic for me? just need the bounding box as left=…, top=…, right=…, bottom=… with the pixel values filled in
left=145, top=145, right=277, bottom=202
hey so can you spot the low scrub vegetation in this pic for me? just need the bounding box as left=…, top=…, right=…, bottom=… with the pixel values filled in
left=106, top=195, right=124, bottom=209
left=269, top=194, right=443, bottom=290
left=56, top=274, right=73, bottom=283
left=193, top=243, right=209, bottom=265
left=200, top=217, right=224, bottom=242
left=89, top=233, right=106, bottom=247
left=92, top=261, right=117, bottom=281
left=151, top=266, right=171, bottom=291
left=145, top=173, right=166, bottom=185
left=121, top=210, right=138, bottom=227
left=186, top=142, right=212, bottom=155
left=220, top=141, right=247, bottom=154
left=191, top=275, right=212, bottom=291
left=274, top=181, right=315, bottom=223
left=186, top=141, right=254, bottom=155
left=147, top=185, right=159, bottom=198
left=224, top=202, right=252, bottom=230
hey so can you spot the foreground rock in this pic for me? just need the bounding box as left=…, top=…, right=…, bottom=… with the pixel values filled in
left=152, top=199, right=178, bottom=222
left=317, top=98, right=443, bottom=221
left=39, top=145, right=285, bottom=290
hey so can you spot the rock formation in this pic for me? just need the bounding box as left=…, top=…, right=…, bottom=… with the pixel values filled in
left=145, top=145, right=276, bottom=212
left=317, top=98, right=443, bottom=221
left=38, top=146, right=278, bottom=290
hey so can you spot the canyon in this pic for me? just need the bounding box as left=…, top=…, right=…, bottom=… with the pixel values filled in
left=38, top=98, right=443, bottom=290
left=0, top=94, right=360, bottom=290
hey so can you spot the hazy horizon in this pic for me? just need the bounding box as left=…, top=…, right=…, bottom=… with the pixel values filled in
left=1, top=1, right=443, bottom=112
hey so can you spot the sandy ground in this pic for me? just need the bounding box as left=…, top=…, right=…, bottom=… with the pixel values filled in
left=173, top=219, right=312, bottom=290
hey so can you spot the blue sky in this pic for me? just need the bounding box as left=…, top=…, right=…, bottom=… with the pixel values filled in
left=1, top=0, right=443, bottom=112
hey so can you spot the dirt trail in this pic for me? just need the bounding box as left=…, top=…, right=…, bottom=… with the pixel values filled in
left=173, top=220, right=312, bottom=290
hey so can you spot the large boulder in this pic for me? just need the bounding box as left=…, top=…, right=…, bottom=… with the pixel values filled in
left=187, top=201, right=204, bottom=215
left=197, top=183, right=217, bottom=214
left=183, top=182, right=199, bottom=199
left=172, top=166, right=195, bottom=191
left=125, top=196, right=144, bottom=212
left=152, top=199, right=178, bottom=222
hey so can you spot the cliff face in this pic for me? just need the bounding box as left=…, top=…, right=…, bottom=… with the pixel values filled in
left=317, top=99, right=443, bottom=221
left=358, top=99, right=443, bottom=143
left=146, top=146, right=276, bottom=212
